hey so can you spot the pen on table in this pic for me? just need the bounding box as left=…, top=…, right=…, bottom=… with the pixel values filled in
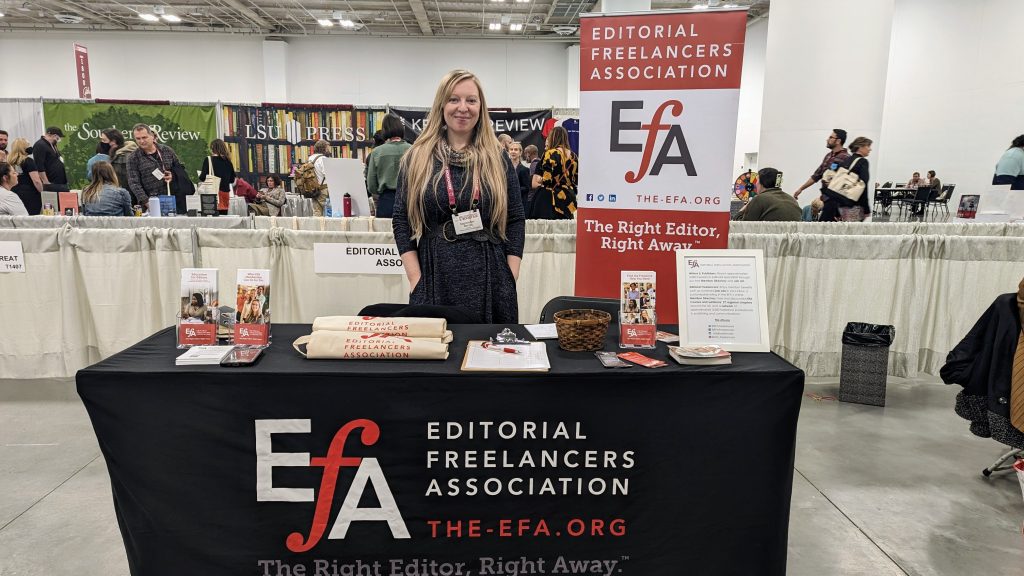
left=482, top=342, right=521, bottom=354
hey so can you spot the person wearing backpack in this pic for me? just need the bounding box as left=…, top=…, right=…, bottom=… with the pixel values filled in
left=299, top=139, right=331, bottom=216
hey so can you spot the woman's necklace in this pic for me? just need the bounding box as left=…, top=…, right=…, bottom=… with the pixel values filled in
left=440, top=139, right=469, bottom=167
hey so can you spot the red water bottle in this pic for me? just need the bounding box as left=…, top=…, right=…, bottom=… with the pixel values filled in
left=343, top=193, right=353, bottom=217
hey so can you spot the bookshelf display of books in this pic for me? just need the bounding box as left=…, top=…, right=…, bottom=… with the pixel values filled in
left=221, top=104, right=388, bottom=191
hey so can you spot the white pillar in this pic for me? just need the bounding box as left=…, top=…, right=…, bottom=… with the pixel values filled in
left=262, top=39, right=289, bottom=102
left=566, top=44, right=580, bottom=108
left=759, top=0, right=895, bottom=205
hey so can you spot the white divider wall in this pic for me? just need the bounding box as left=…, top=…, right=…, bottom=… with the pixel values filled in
left=4, top=222, right=1024, bottom=379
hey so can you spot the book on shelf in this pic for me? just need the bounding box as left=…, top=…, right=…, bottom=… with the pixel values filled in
left=668, top=345, right=732, bottom=366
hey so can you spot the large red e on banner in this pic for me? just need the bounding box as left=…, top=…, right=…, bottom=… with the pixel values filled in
left=576, top=10, right=747, bottom=322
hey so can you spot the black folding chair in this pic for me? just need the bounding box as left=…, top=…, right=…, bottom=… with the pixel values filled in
left=903, top=187, right=932, bottom=220
left=538, top=296, right=620, bottom=323
left=930, top=184, right=954, bottom=217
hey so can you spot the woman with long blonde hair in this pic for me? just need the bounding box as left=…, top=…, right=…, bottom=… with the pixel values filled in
left=392, top=69, right=525, bottom=323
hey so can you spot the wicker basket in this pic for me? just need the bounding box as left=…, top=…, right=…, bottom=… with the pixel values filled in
left=553, top=309, right=612, bottom=352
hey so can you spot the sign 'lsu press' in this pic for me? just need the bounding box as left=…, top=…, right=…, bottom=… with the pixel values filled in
left=576, top=10, right=747, bottom=323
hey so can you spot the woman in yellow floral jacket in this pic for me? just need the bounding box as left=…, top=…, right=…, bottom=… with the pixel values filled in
left=528, top=126, right=577, bottom=219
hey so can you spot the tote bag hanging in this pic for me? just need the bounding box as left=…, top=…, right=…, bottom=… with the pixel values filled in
left=826, top=157, right=866, bottom=202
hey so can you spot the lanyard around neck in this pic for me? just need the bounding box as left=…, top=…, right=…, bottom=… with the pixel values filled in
left=443, top=166, right=479, bottom=214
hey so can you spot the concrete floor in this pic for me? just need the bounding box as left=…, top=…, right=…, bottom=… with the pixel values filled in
left=0, top=376, right=1021, bottom=575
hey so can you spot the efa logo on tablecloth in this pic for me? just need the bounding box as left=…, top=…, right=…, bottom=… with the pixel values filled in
left=256, top=419, right=409, bottom=552
left=611, top=100, right=696, bottom=183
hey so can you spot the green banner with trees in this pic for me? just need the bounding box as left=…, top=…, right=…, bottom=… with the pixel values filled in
left=42, top=102, right=217, bottom=190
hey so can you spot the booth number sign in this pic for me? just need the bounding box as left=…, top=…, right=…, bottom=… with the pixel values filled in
left=0, top=241, right=26, bottom=273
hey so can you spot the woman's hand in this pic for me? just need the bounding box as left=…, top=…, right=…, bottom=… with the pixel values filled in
left=507, top=255, right=522, bottom=281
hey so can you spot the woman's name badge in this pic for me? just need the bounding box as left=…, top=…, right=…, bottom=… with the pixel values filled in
left=151, top=168, right=166, bottom=180
left=452, top=210, right=484, bottom=234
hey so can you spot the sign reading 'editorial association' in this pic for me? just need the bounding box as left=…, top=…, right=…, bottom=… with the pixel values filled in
left=314, top=243, right=405, bottom=275
left=576, top=9, right=747, bottom=322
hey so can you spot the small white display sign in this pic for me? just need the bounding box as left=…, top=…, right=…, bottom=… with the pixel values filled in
left=313, top=243, right=405, bottom=275
left=675, top=249, right=770, bottom=353
left=0, top=241, right=26, bottom=273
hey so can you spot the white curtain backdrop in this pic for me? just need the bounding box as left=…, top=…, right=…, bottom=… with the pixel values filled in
left=0, top=98, right=43, bottom=144
left=2, top=220, right=1022, bottom=379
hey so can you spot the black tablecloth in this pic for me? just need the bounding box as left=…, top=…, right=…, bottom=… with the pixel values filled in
left=78, top=324, right=804, bottom=576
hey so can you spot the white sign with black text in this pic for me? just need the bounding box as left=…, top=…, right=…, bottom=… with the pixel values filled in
left=675, top=249, right=770, bottom=352
left=0, top=241, right=26, bottom=273
left=313, top=243, right=405, bottom=275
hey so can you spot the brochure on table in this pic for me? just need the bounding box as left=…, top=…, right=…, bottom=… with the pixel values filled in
left=177, top=268, right=219, bottom=348
left=675, top=249, right=770, bottom=353
left=619, top=270, right=657, bottom=348
left=234, top=269, right=271, bottom=347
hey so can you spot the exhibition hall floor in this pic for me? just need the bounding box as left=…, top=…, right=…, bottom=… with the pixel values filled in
left=0, top=376, right=1021, bottom=575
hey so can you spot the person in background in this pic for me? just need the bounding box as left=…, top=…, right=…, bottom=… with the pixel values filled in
left=392, top=69, right=524, bottom=324
left=86, top=131, right=114, bottom=180
left=32, top=126, right=69, bottom=192
left=6, top=138, right=43, bottom=215
left=802, top=198, right=824, bottom=222
left=910, top=169, right=944, bottom=217
left=742, top=167, right=803, bottom=222
left=793, top=129, right=849, bottom=201
left=821, top=136, right=873, bottom=222
left=507, top=141, right=531, bottom=207
left=365, top=114, right=412, bottom=218
left=529, top=126, right=578, bottom=219
left=252, top=175, right=286, bottom=217
left=198, top=139, right=237, bottom=215
left=80, top=161, right=133, bottom=217
left=110, top=133, right=136, bottom=194
left=907, top=172, right=923, bottom=188
left=497, top=133, right=513, bottom=149
left=308, top=139, right=332, bottom=216
left=523, top=144, right=540, bottom=204
left=125, top=123, right=180, bottom=208
left=993, top=135, right=1024, bottom=190
left=0, top=161, right=28, bottom=216
left=0, top=130, right=8, bottom=162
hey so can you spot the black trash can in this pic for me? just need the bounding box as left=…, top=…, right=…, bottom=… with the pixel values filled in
left=838, top=322, right=895, bottom=406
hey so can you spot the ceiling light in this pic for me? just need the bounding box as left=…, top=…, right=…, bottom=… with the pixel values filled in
left=139, top=13, right=159, bottom=21
left=17, top=3, right=31, bottom=12
left=317, top=18, right=333, bottom=26
left=509, top=22, right=523, bottom=31
left=722, top=3, right=738, bottom=6
left=488, top=22, right=501, bottom=30
left=0, top=11, right=5, bottom=17
left=489, top=0, right=505, bottom=3
left=515, top=0, right=530, bottom=3
left=340, top=19, right=355, bottom=28
left=161, top=14, right=180, bottom=22
left=692, top=4, right=709, bottom=9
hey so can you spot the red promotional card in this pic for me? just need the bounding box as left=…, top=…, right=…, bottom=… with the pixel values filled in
left=620, top=323, right=657, bottom=347
left=178, top=323, right=217, bottom=346
left=617, top=352, right=667, bottom=368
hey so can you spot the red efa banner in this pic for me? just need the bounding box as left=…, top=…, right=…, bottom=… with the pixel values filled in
left=74, top=44, right=92, bottom=99
left=576, top=9, right=747, bottom=322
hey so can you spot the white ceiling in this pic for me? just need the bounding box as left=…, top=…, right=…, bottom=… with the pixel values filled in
left=0, top=0, right=767, bottom=39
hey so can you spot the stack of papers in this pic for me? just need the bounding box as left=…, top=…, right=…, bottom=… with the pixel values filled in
left=523, top=323, right=558, bottom=340
left=461, top=341, right=551, bottom=372
left=668, top=345, right=732, bottom=366
left=176, top=345, right=235, bottom=366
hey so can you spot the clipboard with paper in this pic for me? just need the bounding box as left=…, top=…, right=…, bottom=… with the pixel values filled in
left=460, top=341, right=551, bottom=372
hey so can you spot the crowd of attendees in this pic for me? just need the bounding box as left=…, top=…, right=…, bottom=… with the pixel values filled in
left=0, top=117, right=582, bottom=219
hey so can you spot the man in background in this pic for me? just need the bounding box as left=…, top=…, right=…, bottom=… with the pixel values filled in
left=742, top=167, right=802, bottom=222
left=126, top=123, right=180, bottom=208
left=32, top=127, right=69, bottom=192
left=793, top=129, right=849, bottom=201
left=0, top=130, right=8, bottom=162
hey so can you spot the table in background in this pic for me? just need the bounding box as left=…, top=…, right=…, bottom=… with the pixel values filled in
left=78, top=324, right=804, bottom=576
